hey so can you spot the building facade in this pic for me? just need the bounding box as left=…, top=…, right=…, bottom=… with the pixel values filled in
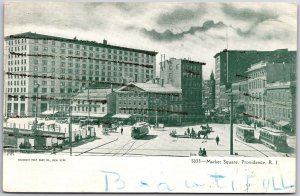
left=71, top=88, right=113, bottom=119
left=4, top=32, right=158, bottom=117
left=231, top=79, right=248, bottom=121
left=245, top=62, right=267, bottom=124
left=202, top=71, right=215, bottom=111
left=214, top=49, right=296, bottom=109
left=160, top=58, right=205, bottom=122
left=114, top=80, right=182, bottom=124
left=265, top=82, right=296, bottom=133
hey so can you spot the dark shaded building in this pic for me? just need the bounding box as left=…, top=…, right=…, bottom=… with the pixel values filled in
left=214, top=49, right=296, bottom=109
left=265, top=60, right=296, bottom=133
left=160, top=58, right=205, bottom=122
left=202, top=71, right=215, bottom=110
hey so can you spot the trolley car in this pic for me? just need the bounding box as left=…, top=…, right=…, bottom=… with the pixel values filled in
left=259, top=127, right=288, bottom=152
left=235, top=124, right=255, bottom=142
left=131, top=122, right=150, bottom=139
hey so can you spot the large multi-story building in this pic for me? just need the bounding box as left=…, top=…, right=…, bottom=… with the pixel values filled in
left=202, top=71, right=215, bottom=111
left=214, top=49, right=296, bottom=109
left=265, top=61, right=296, bottom=133
left=4, top=32, right=158, bottom=117
left=265, top=81, right=296, bottom=133
left=160, top=58, right=205, bottom=122
left=245, top=62, right=267, bottom=124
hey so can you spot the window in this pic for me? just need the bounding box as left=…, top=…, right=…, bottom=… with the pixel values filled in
left=42, top=88, right=47, bottom=93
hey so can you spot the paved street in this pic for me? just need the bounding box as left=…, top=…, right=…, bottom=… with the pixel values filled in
left=61, top=124, right=295, bottom=157
left=4, top=118, right=295, bottom=157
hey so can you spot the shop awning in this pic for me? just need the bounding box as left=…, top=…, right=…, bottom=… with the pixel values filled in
left=71, top=113, right=107, bottom=118
left=42, top=110, right=58, bottom=115
left=277, top=121, right=290, bottom=127
left=112, top=114, right=131, bottom=119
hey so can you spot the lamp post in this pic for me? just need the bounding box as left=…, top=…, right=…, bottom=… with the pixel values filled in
left=34, top=83, right=40, bottom=124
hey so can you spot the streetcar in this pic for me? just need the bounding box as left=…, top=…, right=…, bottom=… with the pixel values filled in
left=235, top=124, right=255, bottom=142
left=131, top=122, right=150, bottom=139
left=259, top=127, right=288, bottom=152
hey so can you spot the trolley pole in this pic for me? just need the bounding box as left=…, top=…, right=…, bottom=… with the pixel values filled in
left=229, top=93, right=234, bottom=155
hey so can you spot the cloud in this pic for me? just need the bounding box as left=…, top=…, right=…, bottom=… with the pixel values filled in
left=142, top=20, right=226, bottom=42
left=156, top=6, right=206, bottom=26
left=221, top=4, right=279, bottom=22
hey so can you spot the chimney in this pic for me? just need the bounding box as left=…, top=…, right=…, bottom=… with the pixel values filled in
left=103, top=39, right=107, bottom=45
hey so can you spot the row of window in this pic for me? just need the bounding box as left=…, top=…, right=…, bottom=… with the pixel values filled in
left=8, top=45, right=27, bottom=52
left=266, top=107, right=291, bottom=119
left=248, top=79, right=266, bottom=90
left=8, top=59, right=27, bottom=65
left=7, top=88, right=26, bottom=93
left=31, top=39, right=152, bottom=57
left=267, top=91, right=290, bottom=101
left=73, top=106, right=105, bottom=113
left=7, top=66, right=27, bottom=72
left=7, top=80, right=26, bottom=86
left=32, top=66, right=151, bottom=74
left=7, top=39, right=27, bottom=45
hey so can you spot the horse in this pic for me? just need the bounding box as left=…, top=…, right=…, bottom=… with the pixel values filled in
left=198, top=128, right=214, bottom=139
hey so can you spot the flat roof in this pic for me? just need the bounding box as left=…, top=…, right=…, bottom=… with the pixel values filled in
left=5, top=32, right=158, bottom=56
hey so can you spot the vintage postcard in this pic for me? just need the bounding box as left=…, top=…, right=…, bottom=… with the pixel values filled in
left=2, top=1, right=297, bottom=193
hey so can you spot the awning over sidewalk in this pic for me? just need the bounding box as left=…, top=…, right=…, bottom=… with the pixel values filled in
left=112, top=114, right=131, bottom=119
left=41, top=110, right=58, bottom=115
left=277, top=121, right=290, bottom=127
left=71, top=113, right=107, bottom=118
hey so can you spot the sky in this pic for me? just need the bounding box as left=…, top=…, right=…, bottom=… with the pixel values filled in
left=4, top=2, right=297, bottom=79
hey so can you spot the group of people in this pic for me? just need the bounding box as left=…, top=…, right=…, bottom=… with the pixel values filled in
left=197, top=135, right=220, bottom=157
left=198, top=147, right=207, bottom=156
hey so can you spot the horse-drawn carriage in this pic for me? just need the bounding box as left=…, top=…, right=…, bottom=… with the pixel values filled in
left=170, top=124, right=214, bottom=139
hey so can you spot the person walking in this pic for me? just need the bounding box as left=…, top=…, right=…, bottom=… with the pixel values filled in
left=216, top=135, right=220, bottom=145
left=121, top=127, right=123, bottom=135
left=187, top=128, right=190, bottom=136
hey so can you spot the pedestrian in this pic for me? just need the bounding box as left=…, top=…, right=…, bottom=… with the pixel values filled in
left=198, top=147, right=202, bottom=156
left=216, top=135, right=220, bottom=145
left=197, top=131, right=201, bottom=139
left=121, top=127, right=123, bottom=135
left=202, top=148, right=207, bottom=156
left=187, top=128, right=190, bottom=136
left=191, top=128, right=195, bottom=138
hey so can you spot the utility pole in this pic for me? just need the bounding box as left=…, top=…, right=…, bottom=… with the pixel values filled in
left=34, top=83, right=40, bottom=124
left=229, top=93, right=234, bottom=155
left=87, top=87, right=90, bottom=125
left=68, top=91, right=73, bottom=156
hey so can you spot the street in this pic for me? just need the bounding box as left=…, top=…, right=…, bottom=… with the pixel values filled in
left=57, top=123, right=295, bottom=157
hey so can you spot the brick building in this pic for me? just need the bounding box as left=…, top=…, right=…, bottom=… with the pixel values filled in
left=114, top=79, right=182, bottom=124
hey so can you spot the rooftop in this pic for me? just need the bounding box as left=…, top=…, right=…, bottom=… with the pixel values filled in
left=117, top=82, right=182, bottom=94
left=5, top=32, right=158, bottom=56
left=246, top=61, right=267, bottom=72
left=74, top=88, right=112, bottom=100
left=213, top=48, right=291, bottom=58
